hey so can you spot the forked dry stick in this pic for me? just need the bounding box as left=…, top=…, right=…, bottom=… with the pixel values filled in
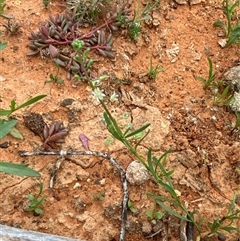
left=20, top=149, right=128, bottom=241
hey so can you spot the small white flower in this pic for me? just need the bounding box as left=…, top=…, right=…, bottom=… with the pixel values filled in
left=92, top=87, right=106, bottom=101
left=91, top=79, right=102, bottom=87
left=110, top=91, right=119, bottom=102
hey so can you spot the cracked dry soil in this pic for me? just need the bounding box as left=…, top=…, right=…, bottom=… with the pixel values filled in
left=0, top=0, right=240, bottom=241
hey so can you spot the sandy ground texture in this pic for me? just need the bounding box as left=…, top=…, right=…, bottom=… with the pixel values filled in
left=0, top=0, right=240, bottom=241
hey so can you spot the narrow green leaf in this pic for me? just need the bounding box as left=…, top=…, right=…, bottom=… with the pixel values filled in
left=9, top=127, right=24, bottom=140
left=28, top=194, right=35, bottom=201
left=10, top=100, right=16, bottom=112
left=34, top=208, right=43, bottom=214
left=227, top=193, right=236, bottom=215
left=0, top=162, right=40, bottom=177
left=156, top=200, right=190, bottom=221
left=221, top=226, right=240, bottom=233
left=213, top=20, right=227, bottom=34
left=0, top=110, right=12, bottom=116
left=16, top=95, right=47, bottom=110
left=146, top=210, right=153, bottom=218
left=227, top=27, right=240, bottom=46
left=0, top=41, right=7, bottom=50
left=0, top=119, right=18, bottom=139
left=134, top=129, right=150, bottom=150
left=125, top=123, right=150, bottom=138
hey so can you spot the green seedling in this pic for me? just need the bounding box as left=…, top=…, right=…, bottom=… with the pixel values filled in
left=93, top=190, right=105, bottom=201
left=148, top=58, right=164, bottom=80
left=146, top=209, right=164, bottom=221
left=127, top=0, right=160, bottom=40
left=45, top=65, right=64, bottom=85
left=67, top=0, right=108, bottom=24
left=0, top=95, right=46, bottom=139
left=0, top=41, right=7, bottom=50
left=24, top=183, right=45, bottom=215
left=232, top=111, right=240, bottom=133
left=197, top=57, right=216, bottom=89
left=0, top=0, right=10, bottom=18
left=213, top=85, right=233, bottom=106
left=213, top=0, right=240, bottom=46
left=42, top=0, right=50, bottom=9
left=200, top=193, right=240, bottom=239
left=128, top=199, right=138, bottom=214
left=0, top=162, right=40, bottom=177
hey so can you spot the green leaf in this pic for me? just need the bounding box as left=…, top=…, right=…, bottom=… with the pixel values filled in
left=34, top=208, right=43, bottom=214
left=0, top=119, right=18, bottom=139
left=10, top=100, right=16, bottom=112
left=213, top=20, right=227, bottom=34
left=227, top=26, right=240, bottom=46
left=155, top=211, right=164, bottom=220
left=27, top=194, right=35, bottom=201
left=125, top=123, right=150, bottom=138
left=155, top=200, right=190, bottom=221
left=0, top=41, right=7, bottom=50
left=146, top=210, right=153, bottom=218
left=9, top=127, right=24, bottom=140
left=16, top=95, right=47, bottom=110
left=0, top=109, right=12, bottom=116
left=0, top=162, right=40, bottom=177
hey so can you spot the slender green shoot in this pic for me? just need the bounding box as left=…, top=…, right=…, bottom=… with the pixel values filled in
left=148, top=58, right=164, bottom=80
left=127, top=0, right=160, bottom=40
left=45, top=65, right=64, bottom=85
left=213, top=0, right=240, bottom=46
left=213, top=85, right=233, bottom=106
left=197, top=57, right=216, bottom=89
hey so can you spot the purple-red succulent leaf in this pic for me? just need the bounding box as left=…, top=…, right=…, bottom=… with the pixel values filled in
left=47, top=132, right=67, bottom=142
left=79, top=133, right=89, bottom=150
left=48, top=123, right=56, bottom=136
left=54, top=121, right=62, bottom=132
left=49, top=44, right=59, bottom=58
left=43, top=124, right=49, bottom=140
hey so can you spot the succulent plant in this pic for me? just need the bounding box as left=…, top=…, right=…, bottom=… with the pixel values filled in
left=43, top=121, right=68, bottom=150
left=26, top=6, right=132, bottom=80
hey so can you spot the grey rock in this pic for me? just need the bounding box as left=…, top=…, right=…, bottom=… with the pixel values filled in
left=224, top=65, right=240, bottom=91
left=126, top=161, right=151, bottom=185
left=223, top=66, right=240, bottom=112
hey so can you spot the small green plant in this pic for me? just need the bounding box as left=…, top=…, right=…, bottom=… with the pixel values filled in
left=128, top=199, right=138, bottom=214
left=45, top=65, right=64, bottom=85
left=2, top=18, right=21, bottom=35
left=0, top=95, right=46, bottom=139
left=213, top=85, right=233, bottom=106
left=93, top=190, right=105, bottom=201
left=42, top=0, right=50, bottom=9
left=24, top=183, right=45, bottom=215
left=201, top=193, right=240, bottom=238
left=0, top=40, right=7, bottom=50
left=126, top=0, right=160, bottom=40
left=0, top=0, right=10, bottom=18
left=197, top=57, right=216, bottom=89
left=232, top=111, right=240, bottom=133
left=148, top=58, right=164, bottom=80
left=213, top=0, right=240, bottom=46
left=146, top=202, right=164, bottom=220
